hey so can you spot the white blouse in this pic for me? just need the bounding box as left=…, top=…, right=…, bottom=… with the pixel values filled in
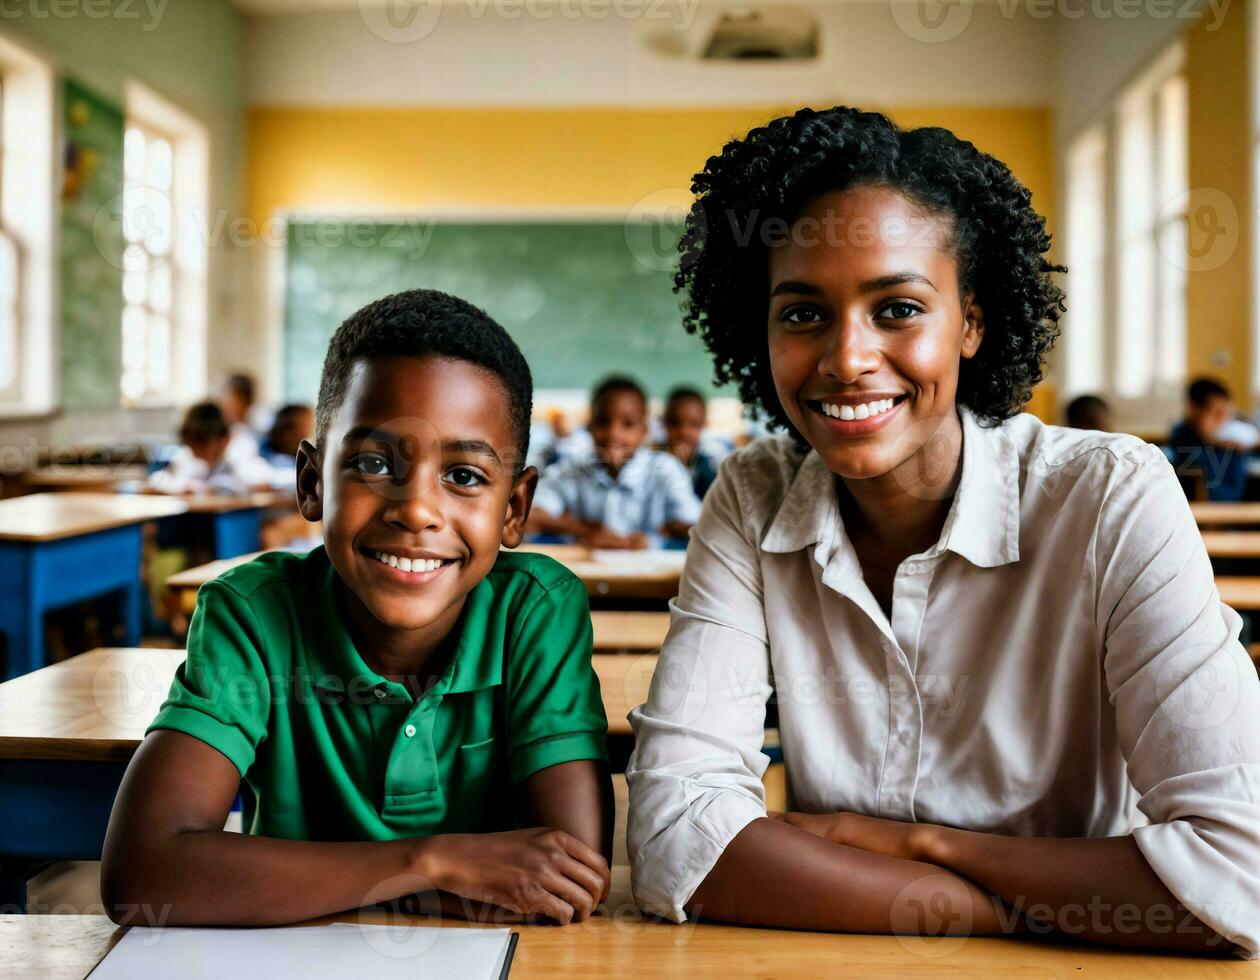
left=626, top=408, right=1260, bottom=955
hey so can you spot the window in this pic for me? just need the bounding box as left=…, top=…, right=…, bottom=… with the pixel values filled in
left=1063, top=43, right=1187, bottom=417
left=0, top=38, right=55, bottom=415
left=121, top=121, right=176, bottom=404
left=120, top=83, right=208, bottom=407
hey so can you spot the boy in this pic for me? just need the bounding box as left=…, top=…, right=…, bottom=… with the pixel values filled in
left=1063, top=394, right=1113, bottom=433
left=1167, top=377, right=1254, bottom=502
left=147, top=401, right=271, bottom=495
left=103, top=290, right=613, bottom=926
left=657, top=386, right=722, bottom=499
left=527, top=375, right=701, bottom=549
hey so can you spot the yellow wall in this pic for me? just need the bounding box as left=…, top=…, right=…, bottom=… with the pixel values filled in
left=247, top=103, right=1056, bottom=417
left=248, top=104, right=1054, bottom=222
left=1186, top=1, right=1251, bottom=407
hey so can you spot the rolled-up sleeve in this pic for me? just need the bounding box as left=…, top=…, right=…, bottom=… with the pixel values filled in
left=626, top=459, right=773, bottom=921
left=1097, top=445, right=1260, bottom=957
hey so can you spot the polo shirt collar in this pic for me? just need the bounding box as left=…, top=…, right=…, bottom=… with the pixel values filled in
left=758, top=407, right=1021, bottom=569
left=309, top=548, right=504, bottom=698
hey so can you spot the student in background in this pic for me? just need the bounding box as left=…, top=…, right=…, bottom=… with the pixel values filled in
left=655, top=387, right=721, bottom=498
left=1168, top=378, right=1253, bottom=502
left=1064, top=394, right=1113, bottom=432
left=221, top=372, right=262, bottom=462
left=260, top=403, right=315, bottom=482
left=147, top=402, right=270, bottom=496
left=527, top=375, right=701, bottom=548
left=103, top=289, right=613, bottom=926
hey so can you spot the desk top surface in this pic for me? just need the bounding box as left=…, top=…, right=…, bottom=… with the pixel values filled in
left=1191, top=502, right=1260, bottom=526
left=1215, top=577, right=1260, bottom=610
left=0, top=493, right=189, bottom=542
left=3, top=902, right=1256, bottom=979
left=1201, top=531, right=1260, bottom=558
left=0, top=647, right=181, bottom=760
left=0, top=642, right=659, bottom=759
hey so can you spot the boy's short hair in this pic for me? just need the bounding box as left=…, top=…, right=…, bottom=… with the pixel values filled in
left=180, top=401, right=230, bottom=445
left=664, top=386, right=706, bottom=417
left=591, top=374, right=647, bottom=413
left=1187, top=377, right=1230, bottom=407
left=316, top=289, right=533, bottom=471
left=1064, top=394, right=1109, bottom=429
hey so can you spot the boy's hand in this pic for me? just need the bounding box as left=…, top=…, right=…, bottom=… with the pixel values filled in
left=416, top=827, right=611, bottom=924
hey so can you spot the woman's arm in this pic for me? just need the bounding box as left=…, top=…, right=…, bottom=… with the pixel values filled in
left=101, top=730, right=609, bottom=927
left=776, top=811, right=1223, bottom=951
left=687, top=816, right=1020, bottom=937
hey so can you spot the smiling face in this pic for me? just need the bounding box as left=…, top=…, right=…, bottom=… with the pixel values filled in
left=664, top=396, right=706, bottom=457
left=766, top=186, right=984, bottom=485
left=296, top=355, right=535, bottom=641
left=590, top=387, right=648, bottom=477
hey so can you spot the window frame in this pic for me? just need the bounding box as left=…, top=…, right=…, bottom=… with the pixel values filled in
left=1062, top=41, right=1187, bottom=428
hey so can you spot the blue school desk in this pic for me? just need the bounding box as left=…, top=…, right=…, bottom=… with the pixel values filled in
left=0, top=495, right=188, bottom=681
left=181, top=492, right=290, bottom=560
left=0, top=647, right=184, bottom=910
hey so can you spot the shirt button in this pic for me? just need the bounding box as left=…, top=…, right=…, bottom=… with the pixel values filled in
left=904, top=563, right=920, bottom=575
left=404, top=724, right=417, bottom=738
left=373, top=688, right=386, bottom=700
left=899, top=731, right=912, bottom=745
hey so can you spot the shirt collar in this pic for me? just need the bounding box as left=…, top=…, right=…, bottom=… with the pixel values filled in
left=594, top=448, right=650, bottom=490
left=309, top=547, right=504, bottom=697
left=759, top=407, right=1020, bottom=569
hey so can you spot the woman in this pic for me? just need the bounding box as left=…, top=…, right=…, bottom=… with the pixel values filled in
left=626, top=106, right=1260, bottom=955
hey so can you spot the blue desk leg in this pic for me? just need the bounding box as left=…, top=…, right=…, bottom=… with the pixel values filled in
left=0, top=545, right=37, bottom=680
left=212, top=508, right=264, bottom=559
left=0, top=525, right=144, bottom=680
left=0, top=759, right=129, bottom=912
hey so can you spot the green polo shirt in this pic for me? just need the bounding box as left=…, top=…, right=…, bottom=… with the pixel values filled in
left=148, top=546, right=608, bottom=842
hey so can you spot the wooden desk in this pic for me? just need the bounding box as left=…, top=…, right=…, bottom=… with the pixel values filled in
left=179, top=491, right=295, bottom=560
left=4, top=895, right=1257, bottom=979
left=0, top=645, right=654, bottom=907
left=593, top=653, right=656, bottom=735
left=20, top=464, right=149, bottom=493
left=0, top=493, right=189, bottom=680
left=591, top=611, right=669, bottom=652
left=167, top=551, right=265, bottom=614
left=1202, top=532, right=1260, bottom=559
left=521, top=544, right=684, bottom=603
left=1192, top=502, right=1260, bottom=527
left=1217, top=578, right=1260, bottom=611
left=168, top=546, right=683, bottom=622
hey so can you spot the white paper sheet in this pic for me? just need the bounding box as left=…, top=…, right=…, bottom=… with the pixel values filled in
left=88, top=922, right=513, bottom=980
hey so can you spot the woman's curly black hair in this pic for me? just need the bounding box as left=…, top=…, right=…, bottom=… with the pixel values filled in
left=675, top=106, right=1065, bottom=433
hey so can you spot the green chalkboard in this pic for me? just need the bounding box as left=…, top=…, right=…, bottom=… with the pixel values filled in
left=60, top=79, right=124, bottom=411
left=283, top=220, right=729, bottom=403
